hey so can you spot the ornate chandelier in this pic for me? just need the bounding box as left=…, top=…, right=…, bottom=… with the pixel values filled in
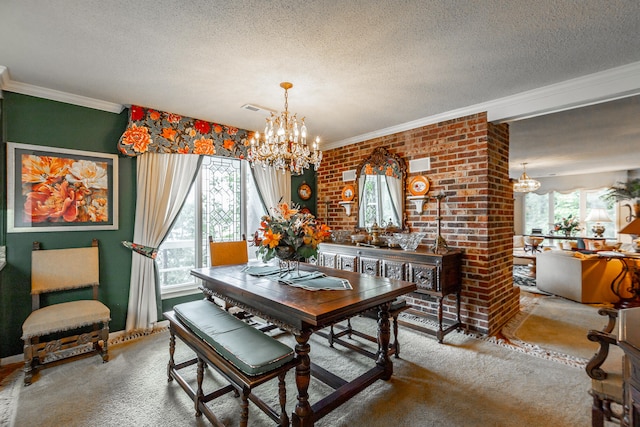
left=513, top=162, right=541, bottom=193
left=248, top=82, right=322, bottom=175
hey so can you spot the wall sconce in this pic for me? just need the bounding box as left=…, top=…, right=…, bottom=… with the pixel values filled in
left=339, top=184, right=355, bottom=216
left=408, top=195, right=428, bottom=214
left=338, top=201, right=353, bottom=216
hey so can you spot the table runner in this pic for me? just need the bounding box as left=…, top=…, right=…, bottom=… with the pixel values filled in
left=243, top=265, right=352, bottom=291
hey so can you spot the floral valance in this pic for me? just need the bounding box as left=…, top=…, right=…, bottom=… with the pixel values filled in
left=117, top=105, right=254, bottom=158
left=362, top=158, right=403, bottom=180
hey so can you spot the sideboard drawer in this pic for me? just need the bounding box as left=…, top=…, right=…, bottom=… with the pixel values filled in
left=360, top=257, right=381, bottom=276
left=407, top=262, right=438, bottom=292
left=382, top=259, right=406, bottom=281
left=318, top=252, right=338, bottom=269
left=338, top=254, right=358, bottom=272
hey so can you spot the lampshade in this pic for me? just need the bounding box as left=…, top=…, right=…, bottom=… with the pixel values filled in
left=620, top=218, right=640, bottom=235
left=585, top=208, right=612, bottom=223
left=513, top=163, right=541, bottom=193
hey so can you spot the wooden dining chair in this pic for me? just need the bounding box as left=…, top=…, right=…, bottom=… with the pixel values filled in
left=207, top=236, right=276, bottom=332
left=22, top=239, right=110, bottom=385
left=585, top=307, right=625, bottom=426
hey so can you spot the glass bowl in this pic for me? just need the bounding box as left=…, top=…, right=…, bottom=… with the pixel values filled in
left=331, top=230, right=351, bottom=243
left=392, top=232, right=426, bottom=251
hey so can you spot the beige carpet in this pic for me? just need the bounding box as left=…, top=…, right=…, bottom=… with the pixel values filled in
left=501, top=292, right=611, bottom=366
left=1, top=309, right=597, bottom=427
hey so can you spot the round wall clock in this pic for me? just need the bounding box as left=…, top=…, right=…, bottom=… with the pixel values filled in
left=298, top=182, right=312, bottom=200
left=341, top=184, right=355, bottom=202
left=408, top=175, right=430, bottom=196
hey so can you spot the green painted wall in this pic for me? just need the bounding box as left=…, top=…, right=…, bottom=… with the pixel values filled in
left=291, top=168, right=317, bottom=216
left=0, top=92, right=137, bottom=358
left=0, top=92, right=317, bottom=358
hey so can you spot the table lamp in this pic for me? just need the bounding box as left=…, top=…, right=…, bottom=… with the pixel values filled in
left=620, top=218, right=640, bottom=252
left=585, top=208, right=612, bottom=237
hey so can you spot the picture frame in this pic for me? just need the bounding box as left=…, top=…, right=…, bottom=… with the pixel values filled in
left=6, top=142, right=119, bottom=233
left=297, top=182, right=312, bottom=201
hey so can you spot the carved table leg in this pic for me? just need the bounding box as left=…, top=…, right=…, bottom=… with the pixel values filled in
left=376, top=303, right=393, bottom=380
left=292, top=329, right=313, bottom=427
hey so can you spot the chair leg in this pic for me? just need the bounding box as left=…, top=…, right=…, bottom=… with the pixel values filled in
left=167, top=328, right=176, bottom=382
left=100, top=321, right=109, bottom=362
left=391, top=315, right=400, bottom=358
left=23, top=339, right=34, bottom=386
left=591, top=394, right=605, bottom=427
left=278, top=372, right=289, bottom=427
left=240, top=388, right=249, bottom=427
left=328, top=325, right=335, bottom=347
left=195, top=357, right=205, bottom=417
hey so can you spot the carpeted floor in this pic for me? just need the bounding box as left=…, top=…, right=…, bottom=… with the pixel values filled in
left=513, top=265, right=551, bottom=295
left=1, top=304, right=600, bottom=427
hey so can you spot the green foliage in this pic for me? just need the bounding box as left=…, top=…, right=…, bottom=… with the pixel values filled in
left=603, top=178, right=640, bottom=206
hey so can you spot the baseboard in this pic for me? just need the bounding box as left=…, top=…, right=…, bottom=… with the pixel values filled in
left=0, top=321, right=170, bottom=367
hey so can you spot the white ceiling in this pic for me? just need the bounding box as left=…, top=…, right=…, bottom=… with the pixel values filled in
left=1, top=0, right=640, bottom=179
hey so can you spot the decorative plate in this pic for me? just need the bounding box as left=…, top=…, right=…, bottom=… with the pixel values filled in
left=341, top=184, right=355, bottom=202
left=298, top=182, right=312, bottom=200
left=408, top=175, right=430, bottom=196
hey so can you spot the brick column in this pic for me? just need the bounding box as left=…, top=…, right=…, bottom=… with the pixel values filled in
left=317, top=112, right=519, bottom=335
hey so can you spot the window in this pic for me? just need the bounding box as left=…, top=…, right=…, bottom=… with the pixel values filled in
left=523, top=188, right=616, bottom=238
left=157, top=156, right=266, bottom=297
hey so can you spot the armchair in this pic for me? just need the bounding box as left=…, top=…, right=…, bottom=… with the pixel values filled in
left=586, top=307, right=625, bottom=426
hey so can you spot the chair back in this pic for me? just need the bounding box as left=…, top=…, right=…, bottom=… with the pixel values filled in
left=32, top=246, right=99, bottom=295
left=208, top=236, right=248, bottom=266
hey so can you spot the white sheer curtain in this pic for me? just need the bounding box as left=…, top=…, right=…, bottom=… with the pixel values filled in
left=126, top=153, right=201, bottom=333
left=252, top=166, right=291, bottom=212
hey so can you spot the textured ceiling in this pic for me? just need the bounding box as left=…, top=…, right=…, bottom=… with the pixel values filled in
left=1, top=0, right=640, bottom=179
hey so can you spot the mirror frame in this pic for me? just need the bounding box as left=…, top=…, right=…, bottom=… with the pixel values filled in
left=355, top=147, right=407, bottom=230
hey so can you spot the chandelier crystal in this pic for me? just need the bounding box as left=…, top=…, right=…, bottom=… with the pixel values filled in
left=513, top=162, right=541, bottom=193
left=248, top=82, right=322, bottom=175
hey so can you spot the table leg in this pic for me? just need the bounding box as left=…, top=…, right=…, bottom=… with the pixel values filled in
left=376, top=303, right=393, bottom=380
left=292, top=329, right=314, bottom=427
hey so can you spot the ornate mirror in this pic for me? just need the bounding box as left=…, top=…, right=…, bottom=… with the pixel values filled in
left=355, top=147, right=407, bottom=229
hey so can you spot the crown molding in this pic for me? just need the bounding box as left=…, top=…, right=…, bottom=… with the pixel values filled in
left=324, top=61, right=640, bottom=151
left=0, top=65, right=124, bottom=114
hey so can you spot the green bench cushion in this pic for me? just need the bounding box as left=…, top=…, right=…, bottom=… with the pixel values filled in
left=173, top=300, right=294, bottom=376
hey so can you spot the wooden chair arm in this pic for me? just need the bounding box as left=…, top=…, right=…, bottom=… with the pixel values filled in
left=597, top=307, right=618, bottom=334
left=586, top=329, right=618, bottom=380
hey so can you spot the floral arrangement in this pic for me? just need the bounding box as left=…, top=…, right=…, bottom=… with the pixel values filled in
left=255, top=203, right=331, bottom=262
left=554, top=214, right=581, bottom=235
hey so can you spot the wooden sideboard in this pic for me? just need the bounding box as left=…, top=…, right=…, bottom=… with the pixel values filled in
left=317, top=242, right=463, bottom=342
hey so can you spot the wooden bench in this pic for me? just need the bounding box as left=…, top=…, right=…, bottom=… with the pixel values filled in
left=22, top=240, right=109, bottom=386
left=317, top=299, right=408, bottom=359
left=165, top=300, right=297, bottom=427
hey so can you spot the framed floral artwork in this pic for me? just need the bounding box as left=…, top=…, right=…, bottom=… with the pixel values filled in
left=7, top=142, right=119, bottom=232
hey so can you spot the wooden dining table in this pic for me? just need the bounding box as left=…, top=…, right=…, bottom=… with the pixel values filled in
left=191, top=262, right=417, bottom=427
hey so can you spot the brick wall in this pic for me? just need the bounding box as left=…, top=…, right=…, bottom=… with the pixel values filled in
left=316, top=112, right=520, bottom=335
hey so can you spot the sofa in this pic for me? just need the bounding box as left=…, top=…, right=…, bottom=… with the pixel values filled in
left=536, top=250, right=622, bottom=303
